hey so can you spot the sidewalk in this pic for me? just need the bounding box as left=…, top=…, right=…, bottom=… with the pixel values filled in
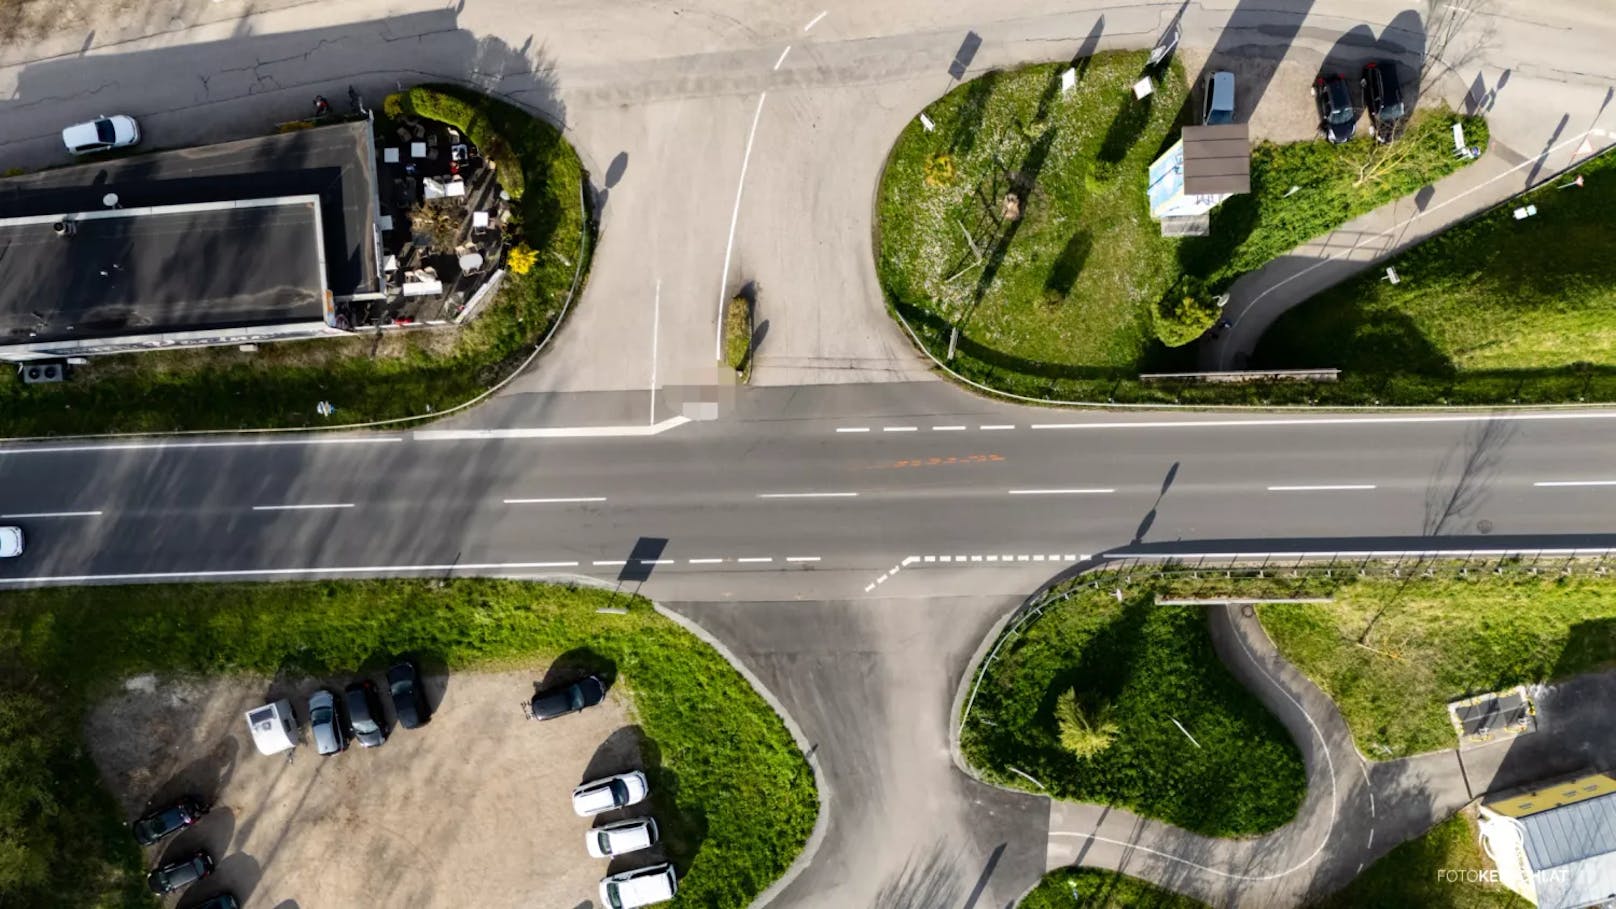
left=1200, top=129, right=1609, bottom=371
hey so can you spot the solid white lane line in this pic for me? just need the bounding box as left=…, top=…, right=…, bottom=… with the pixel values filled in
left=1534, top=480, right=1616, bottom=487
left=980, top=424, right=1015, bottom=431
left=883, top=426, right=918, bottom=432
left=0, top=436, right=402, bottom=455
left=1030, top=411, right=1616, bottom=431
left=593, top=560, right=627, bottom=566
left=932, top=425, right=966, bottom=431
left=251, top=503, right=354, bottom=511
left=687, top=558, right=725, bottom=565
left=1007, top=488, right=1114, bottom=495
left=803, top=10, right=827, bottom=30
left=0, top=510, right=103, bottom=519
left=648, top=279, right=661, bottom=426
left=773, top=45, right=791, bottom=70
left=714, top=91, right=768, bottom=361
left=0, top=560, right=583, bottom=586
left=738, top=557, right=774, bottom=563
left=1266, top=484, right=1376, bottom=492
left=836, top=427, right=870, bottom=433
left=504, top=497, right=607, bottom=504
left=416, top=416, right=690, bottom=441
left=757, top=491, right=859, bottom=499
left=786, top=556, right=820, bottom=562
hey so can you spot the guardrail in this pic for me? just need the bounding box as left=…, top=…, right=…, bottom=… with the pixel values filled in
left=1139, top=368, right=1340, bottom=384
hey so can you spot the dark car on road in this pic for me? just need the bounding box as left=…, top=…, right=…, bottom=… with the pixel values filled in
left=308, top=688, right=347, bottom=756
left=146, top=850, right=213, bottom=895
left=1362, top=60, right=1407, bottom=142
left=528, top=675, right=606, bottom=720
left=1314, top=73, right=1357, bottom=143
left=387, top=660, right=430, bottom=729
left=194, top=895, right=240, bottom=909
left=344, top=679, right=388, bottom=748
left=132, top=796, right=207, bottom=847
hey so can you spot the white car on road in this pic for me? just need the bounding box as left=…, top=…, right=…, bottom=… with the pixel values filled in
left=62, top=115, right=140, bottom=155
left=571, top=771, right=648, bottom=817
left=586, top=817, right=659, bottom=858
left=0, top=526, right=23, bottom=558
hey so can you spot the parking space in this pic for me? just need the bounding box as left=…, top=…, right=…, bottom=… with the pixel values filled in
left=86, top=668, right=645, bottom=908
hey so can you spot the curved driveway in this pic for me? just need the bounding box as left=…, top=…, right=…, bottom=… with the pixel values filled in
left=6, top=1, right=1616, bottom=907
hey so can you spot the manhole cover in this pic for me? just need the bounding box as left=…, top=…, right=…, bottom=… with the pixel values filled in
left=1477, top=519, right=1495, bottom=534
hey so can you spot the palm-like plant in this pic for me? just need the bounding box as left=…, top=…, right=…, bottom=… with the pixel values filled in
left=1055, top=688, right=1119, bottom=759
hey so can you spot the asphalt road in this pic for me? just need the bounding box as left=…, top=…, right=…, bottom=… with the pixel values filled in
left=7, top=1, right=1616, bottom=906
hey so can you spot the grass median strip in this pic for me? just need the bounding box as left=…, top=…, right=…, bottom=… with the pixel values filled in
left=0, top=579, right=815, bottom=908
left=1018, top=868, right=1209, bottom=908
left=959, top=586, right=1305, bottom=837
left=1313, top=810, right=1526, bottom=909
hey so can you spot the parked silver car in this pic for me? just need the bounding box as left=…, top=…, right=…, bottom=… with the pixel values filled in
left=308, top=689, right=347, bottom=755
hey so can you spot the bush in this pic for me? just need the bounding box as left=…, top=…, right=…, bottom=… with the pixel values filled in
left=506, top=243, right=538, bottom=276
left=1055, top=689, right=1119, bottom=758
left=1153, top=278, right=1220, bottom=347
left=724, top=293, right=753, bottom=374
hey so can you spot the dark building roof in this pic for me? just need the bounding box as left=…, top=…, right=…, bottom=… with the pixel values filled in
left=0, top=198, right=326, bottom=346
left=1181, top=123, right=1251, bottom=196
left=0, top=120, right=378, bottom=298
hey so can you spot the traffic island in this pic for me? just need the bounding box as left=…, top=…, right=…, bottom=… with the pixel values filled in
left=958, top=584, right=1306, bottom=837
left=0, top=85, right=594, bottom=437
left=0, top=580, right=816, bottom=908
left=875, top=51, right=1485, bottom=405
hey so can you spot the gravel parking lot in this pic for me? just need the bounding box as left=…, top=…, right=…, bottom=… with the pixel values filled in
left=86, top=667, right=652, bottom=908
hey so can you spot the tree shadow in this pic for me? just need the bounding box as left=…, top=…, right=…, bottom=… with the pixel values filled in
left=1042, top=230, right=1093, bottom=304
left=1033, top=16, right=1106, bottom=125
left=1422, top=418, right=1516, bottom=537
left=145, top=735, right=239, bottom=817
left=948, top=71, right=1000, bottom=159
left=1096, top=92, right=1152, bottom=168
left=872, top=838, right=966, bottom=909
left=965, top=127, right=1058, bottom=317
left=580, top=725, right=708, bottom=879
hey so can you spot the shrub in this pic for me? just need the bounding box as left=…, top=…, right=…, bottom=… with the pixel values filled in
left=506, top=244, right=538, bottom=276
left=923, top=152, right=956, bottom=187
left=1055, top=689, right=1119, bottom=759
left=1153, top=277, right=1220, bottom=347
left=387, top=86, right=527, bottom=199
left=724, top=293, right=753, bottom=374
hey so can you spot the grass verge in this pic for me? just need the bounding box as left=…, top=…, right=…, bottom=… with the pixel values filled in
left=0, top=85, right=592, bottom=437
left=960, top=587, right=1305, bottom=837
left=1252, top=147, right=1616, bottom=404
left=1019, top=868, right=1207, bottom=908
left=0, top=580, right=815, bottom=908
left=724, top=292, right=754, bottom=381
left=1254, top=574, right=1616, bottom=758
left=876, top=51, right=1484, bottom=399
left=1313, top=810, right=1526, bottom=908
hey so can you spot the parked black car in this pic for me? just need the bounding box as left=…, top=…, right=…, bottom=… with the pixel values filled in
left=1314, top=73, right=1357, bottom=143
left=146, top=850, right=213, bottom=895
left=528, top=675, right=606, bottom=720
left=194, top=895, right=241, bottom=909
left=344, top=679, right=389, bottom=748
left=387, top=660, right=431, bottom=729
left=132, top=796, right=207, bottom=847
left=1361, top=60, right=1407, bottom=142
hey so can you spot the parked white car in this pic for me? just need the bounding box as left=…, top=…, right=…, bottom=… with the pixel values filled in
left=0, top=526, right=23, bottom=558
left=61, top=115, right=140, bottom=155
left=599, top=863, right=677, bottom=909
left=571, top=771, right=648, bottom=817
left=586, top=817, right=659, bottom=858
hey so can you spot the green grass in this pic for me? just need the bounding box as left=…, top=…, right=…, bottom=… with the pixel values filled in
left=1256, top=574, right=1616, bottom=758
left=1019, top=868, right=1208, bottom=908
left=0, top=580, right=816, bottom=908
left=960, top=587, right=1305, bottom=836
left=0, top=86, right=592, bottom=437
left=1313, top=811, right=1527, bottom=909
left=1251, top=147, right=1616, bottom=404
left=876, top=51, right=1485, bottom=398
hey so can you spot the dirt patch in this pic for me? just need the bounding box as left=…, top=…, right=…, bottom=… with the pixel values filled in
left=87, top=668, right=649, bottom=908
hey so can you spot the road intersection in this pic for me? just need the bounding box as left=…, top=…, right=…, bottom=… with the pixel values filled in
left=6, top=0, right=1616, bottom=905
